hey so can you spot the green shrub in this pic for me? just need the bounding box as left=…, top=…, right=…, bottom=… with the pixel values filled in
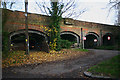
left=96, top=45, right=119, bottom=50
left=61, top=40, right=74, bottom=49
left=2, top=31, right=9, bottom=54
left=74, top=48, right=89, bottom=52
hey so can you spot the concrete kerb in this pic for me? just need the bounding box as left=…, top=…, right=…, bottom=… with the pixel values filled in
left=83, top=71, right=119, bottom=80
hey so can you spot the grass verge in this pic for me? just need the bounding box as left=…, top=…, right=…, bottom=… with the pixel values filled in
left=95, top=45, right=120, bottom=51
left=73, top=48, right=89, bottom=52
left=88, top=55, right=120, bottom=78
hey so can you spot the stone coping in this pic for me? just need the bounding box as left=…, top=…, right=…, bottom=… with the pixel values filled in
left=83, top=71, right=119, bottom=80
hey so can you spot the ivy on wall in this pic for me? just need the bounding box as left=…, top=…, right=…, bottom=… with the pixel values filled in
left=2, top=9, right=10, bottom=53
left=46, top=1, right=64, bottom=51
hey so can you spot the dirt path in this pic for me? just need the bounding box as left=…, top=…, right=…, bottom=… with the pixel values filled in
left=2, top=49, right=120, bottom=78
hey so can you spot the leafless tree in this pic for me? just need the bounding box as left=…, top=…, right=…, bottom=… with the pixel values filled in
left=109, top=0, right=120, bottom=9
left=2, top=0, right=16, bottom=27
left=35, top=0, right=86, bottom=19
left=35, top=0, right=87, bottom=50
left=1, top=0, right=16, bottom=9
left=109, top=0, right=120, bottom=25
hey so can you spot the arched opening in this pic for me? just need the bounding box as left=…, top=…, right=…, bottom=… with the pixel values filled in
left=10, top=30, right=49, bottom=52
left=60, top=31, right=80, bottom=47
left=103, top=33, right=114, bottom=46
left=61, top=34, right=77, bottom=42
left=11, top=33, right=26, bottom=50
left=84, top=33, right=99, bottom=49
left=29, top=33, right=46, bottom=51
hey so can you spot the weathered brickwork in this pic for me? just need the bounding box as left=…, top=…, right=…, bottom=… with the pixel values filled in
left=2, top=9, right=120, bottom=46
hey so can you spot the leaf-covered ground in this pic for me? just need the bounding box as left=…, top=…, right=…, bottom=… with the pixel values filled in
left=2, top=49, right=89, bottom=68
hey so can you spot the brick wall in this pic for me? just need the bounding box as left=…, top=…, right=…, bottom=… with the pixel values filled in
left=2, top=9, right=120, bottom=38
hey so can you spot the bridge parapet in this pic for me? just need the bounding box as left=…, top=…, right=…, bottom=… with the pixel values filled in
left=3, top=9, right=120, bottom=36
left=2, top=9, right=120, bottom=48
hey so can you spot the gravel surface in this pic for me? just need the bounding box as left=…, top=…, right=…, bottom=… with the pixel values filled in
left=2, top=49, right=120, bottom=78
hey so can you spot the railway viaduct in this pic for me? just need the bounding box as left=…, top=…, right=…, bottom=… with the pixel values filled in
left=2, top=9, right=120, bottom=50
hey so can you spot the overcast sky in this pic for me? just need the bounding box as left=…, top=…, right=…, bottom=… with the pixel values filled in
left=6, top=0, right=117, bottom=25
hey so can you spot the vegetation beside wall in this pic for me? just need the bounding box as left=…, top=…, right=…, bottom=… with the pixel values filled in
left=48, top=2, right=63, bottom=51
left=2, top=31, right=9, bottom=54
left=74, top=48, right=89, bottom=52
left=2, top=9, right=10, bottom=54
left=96, top=34, right=120, bottom=51
left=95, top=46, right=119, bottom=50
left=61, top=40, right=74, bottom=49
left=88, top=55, right=120, bottom=78
left=116, top=34, right=120, bottom=50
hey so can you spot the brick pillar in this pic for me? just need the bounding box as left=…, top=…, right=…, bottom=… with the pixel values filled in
left=99, top=29, right=102, bottom=46
left=80, top=28, right=83, bottom=49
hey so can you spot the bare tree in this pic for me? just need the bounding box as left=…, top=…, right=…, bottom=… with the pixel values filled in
left=35, top=0, right=86, bottom=19
left=2, top=0, right=17, bottom=28
left=1, top=0, right=16, bottom=9
left=109, top=0, right=120, bottom=25
left=35, top=0, right=87, bottom=50
left=109, top=0, right=120, bottom=9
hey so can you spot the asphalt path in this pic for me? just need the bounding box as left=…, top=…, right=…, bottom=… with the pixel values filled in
left=2, top=49, right=120, bottom=78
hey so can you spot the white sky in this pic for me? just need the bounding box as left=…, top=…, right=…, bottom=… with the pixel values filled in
left=75, top=2, right=116, bottom=25
left=5, top=0, right=117, bottom=25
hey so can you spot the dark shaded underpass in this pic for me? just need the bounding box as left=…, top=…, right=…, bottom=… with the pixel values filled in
left=84, top=34, right=98, bottom=49
left=60, top=34, right=77, bottom=43
left=11, top=33, right=26, bottom=50
left=29, top=33, right=45, bottom=51
left=103, top=33, right=114, bottom=46
left=11, top=32, right=115, bottom=51
left=11, top=33, right=47, bottom=51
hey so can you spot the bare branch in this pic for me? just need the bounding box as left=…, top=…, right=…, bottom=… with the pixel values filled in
left=42, top=2, right=49, bottom=15
left=35, top=0, right=86, bottom=19
left=73, top=10, right=87, bottom=20
left=62, top=0, right=75, bottom=14
left=109, top=1, right=120, bottom=9
left=35, top=0, right=51, bottom=16
left=35, top=1, right=45, bottom=13
left=108, top=0, right=120, bottom=25
left=2, top=0, right=16, bottom=9
left=10, top=2, right=15, bottom=9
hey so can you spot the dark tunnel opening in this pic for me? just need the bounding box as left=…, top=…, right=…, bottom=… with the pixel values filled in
left=103, top=34, right=113, bottom=46
left=84, top=34, right=98, bottom=49
left=29, top=33, right=46, bottom=51
left=60, top=34, right=77, bottom=43
left=11, top=33, right=47, bottom=51
left=11, top=33, right=26, bottom=50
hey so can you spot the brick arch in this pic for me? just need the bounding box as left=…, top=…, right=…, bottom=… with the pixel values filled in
left=85, top=32, right=100, bottom=46
left=60, top=31, right=80, bottom=46
left=85, top=32, right=100, bottom=41
left=9, top=29, right=48, bottom=43
left=85, top=32, right=99, bottom=38
left=102, top=32, right=114, bottom=46
left=102, top=32, right=113, bottom=37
